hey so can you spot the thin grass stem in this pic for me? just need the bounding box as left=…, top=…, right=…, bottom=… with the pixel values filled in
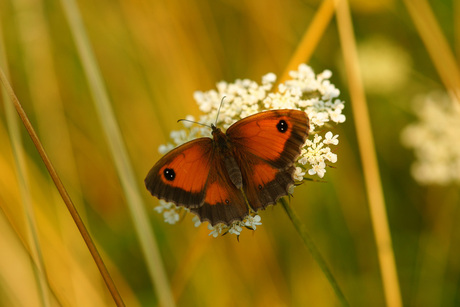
left=0, top=68, right=125, bottom=307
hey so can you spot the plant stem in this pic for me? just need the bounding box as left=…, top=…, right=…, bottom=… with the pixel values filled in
left=280, top=198, right=349, bottom=307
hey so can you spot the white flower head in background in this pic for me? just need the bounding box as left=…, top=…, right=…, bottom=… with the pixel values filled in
left=401, top=92, right=460, bottom=185
left=155, top=64, right=346, bottom=236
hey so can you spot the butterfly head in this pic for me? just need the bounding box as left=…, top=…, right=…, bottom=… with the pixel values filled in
left=210, top=123, right=226, bottom=141
left=210, top=123, right=219, bottom=133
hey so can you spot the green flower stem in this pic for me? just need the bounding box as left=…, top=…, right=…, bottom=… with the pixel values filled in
left=280, top=198, right=349, bottom=307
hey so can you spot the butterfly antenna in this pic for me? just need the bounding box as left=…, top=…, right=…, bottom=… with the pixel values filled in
left=215, top=96, right=226, bottom=126
left=177, top=118, right=211, bottom=128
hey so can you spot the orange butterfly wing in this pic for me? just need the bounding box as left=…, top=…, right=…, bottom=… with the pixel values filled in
left=145, top=137, right=248, bottom=225
left=226, top=109, right=309, bottom=211
left=190, top=155, right=248, bottom=225
left=145, top=109, right=309, bottom=226
left=145, top=138, right=214, bottom=208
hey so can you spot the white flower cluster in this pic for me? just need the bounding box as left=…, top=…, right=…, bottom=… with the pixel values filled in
left=155, top=64, right=346, bottom=236
left=207, top=215, right=262, bottom=238
left=154, top=200, right=180, bottom=224
left=401, top=92, right=460, bottom=185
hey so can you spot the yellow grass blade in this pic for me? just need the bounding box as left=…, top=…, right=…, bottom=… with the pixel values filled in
left=279, top=0, right=337, bottom=84
left=335, top=0, right=402, bottom=306
left=403, top=0, right=460, bottom=104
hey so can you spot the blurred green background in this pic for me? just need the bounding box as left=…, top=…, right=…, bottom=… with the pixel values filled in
left=1, top=0, right=459, bottom=306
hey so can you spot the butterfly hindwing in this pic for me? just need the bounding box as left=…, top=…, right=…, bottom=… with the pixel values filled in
left=190, top=154, right=249, bottom=225
left=233, top=150, right=296, bottom=210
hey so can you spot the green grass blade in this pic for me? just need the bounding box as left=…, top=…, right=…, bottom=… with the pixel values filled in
left=59, top=0, right=175, bottom=306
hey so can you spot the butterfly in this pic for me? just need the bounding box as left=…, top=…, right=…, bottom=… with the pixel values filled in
left=145, top=109, right=310, bottom=226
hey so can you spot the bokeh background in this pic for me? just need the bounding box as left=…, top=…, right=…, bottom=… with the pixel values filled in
left=1, top=0, right=459, bottom=306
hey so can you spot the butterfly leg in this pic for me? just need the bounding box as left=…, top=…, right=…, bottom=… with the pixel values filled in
left=239, top=187, right=257, bottom=215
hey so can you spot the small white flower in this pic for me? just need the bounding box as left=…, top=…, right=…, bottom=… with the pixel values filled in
left=311, top=112, right=329, bottom=127
left=208, top=223, right=224, bottom=237
left=330, top=109, right=346, bottom=123
left=154, top=200, right=172, bottom=213
left=158, top=144, right=174, bottom=155
left=164, top=209, right=180, bottom=224
left=244, top=215, right=262, bottom=230
left=170, top=129, right=188, bottom=145
left=278, top=83, right=287, bottom=93
left=262, top=72, right=277, bottom=84
left=308, top=161, right=327, bottom=178
left=313, top=134, right=322, bottom=144
left=192, top=216, right=201, bottom=227
left=324, top=132, right=339, bottom=145
left=324, top=150, right=338, bottom=163
left=293, top=167, right=306, bottom=181
left=228, top=223, right=243, bottom=235
left=330, top=99, right=345, bottom=110
left=318, top=69, right=332, bottom=80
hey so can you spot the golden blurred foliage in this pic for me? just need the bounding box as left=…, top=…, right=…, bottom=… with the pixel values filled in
left=1, top=0, right=459, bottom=306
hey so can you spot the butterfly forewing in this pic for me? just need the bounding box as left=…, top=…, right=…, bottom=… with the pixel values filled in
left=145, top=138, right=214, bottom=208
left=227, top=110, right=309, bottom=169
left=227, top=110, right=309, bottom=210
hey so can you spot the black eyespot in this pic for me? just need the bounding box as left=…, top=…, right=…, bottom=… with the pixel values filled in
left=163, top=168, right=176, bottom=181
left=225, top=199, right=230, bottom=204
left=276, top=119, right=288, bottom=133
left=258, top=184, right=263, bottom=190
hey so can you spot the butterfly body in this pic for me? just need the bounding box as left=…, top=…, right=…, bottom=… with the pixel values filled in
left=145, top=109, right=309, bottom=225
left=211, top=124, right=244, bottom=189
